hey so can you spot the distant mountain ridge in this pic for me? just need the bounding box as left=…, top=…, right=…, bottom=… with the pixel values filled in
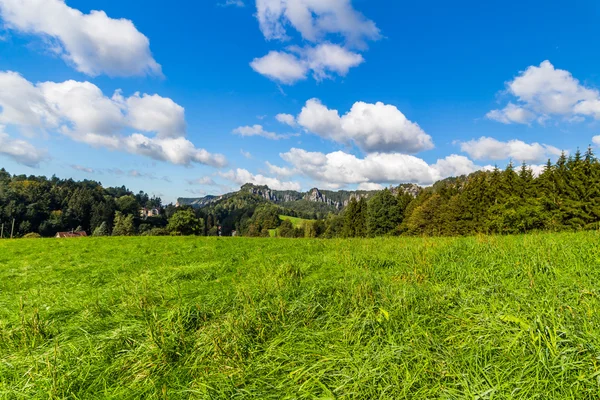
left=177, top=183, right=422, bottom=211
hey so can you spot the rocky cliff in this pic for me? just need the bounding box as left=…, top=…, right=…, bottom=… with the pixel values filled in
left=178, top=183, right=422, bottom=210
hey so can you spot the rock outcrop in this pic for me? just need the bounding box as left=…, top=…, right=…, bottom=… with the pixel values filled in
left=179, top=183, right=423, bottom=210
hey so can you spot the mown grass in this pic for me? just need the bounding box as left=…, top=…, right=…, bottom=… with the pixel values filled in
left=278, top=215, right=315, bottom=228
left=1, top=232, right=600, bottom=398
left=269, top=215, right=316, bottom=236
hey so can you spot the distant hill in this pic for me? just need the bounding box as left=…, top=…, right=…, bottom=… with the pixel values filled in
left=177, top=183, right=422, bottom=214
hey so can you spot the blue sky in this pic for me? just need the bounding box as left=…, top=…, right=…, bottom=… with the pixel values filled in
left=0, top=0, right=599, bottom=202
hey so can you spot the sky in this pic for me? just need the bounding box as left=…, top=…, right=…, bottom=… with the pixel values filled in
left=0, top=0, right=599, bottom=202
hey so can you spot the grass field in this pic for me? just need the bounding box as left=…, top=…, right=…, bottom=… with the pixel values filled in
left=269, top=215, right=316, bottom=237
left=1, top=232, right=600, bottom=398
left=279, top=215, right=315, bottom=227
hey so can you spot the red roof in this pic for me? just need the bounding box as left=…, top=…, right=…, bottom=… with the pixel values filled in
left=55, top=231, right=88, bottom=238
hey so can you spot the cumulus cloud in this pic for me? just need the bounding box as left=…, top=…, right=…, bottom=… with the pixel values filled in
left=459, top=137, right=562, bottom=163
left=488, top=61, right=600, bottom=124
left=251, top=43, right=363, bottom=84
left=255, top=0, right=380, bottom=44
left=0, top=71, right=56, bottom=132
left=120, top=93, right=186, bottom=138
left=251, top=0, right=378, bottom=85
left=0, top=128, right=48, bottom=167
left=233, top=124, right=296, bottom=140
left=276, top=113, right=297, bottom=126
left=266, top=161, right=297, bottom=177
left=0, top=71, right=225, bottom=167
left=280, top=148, right=485, bottom=187
left=219, top=168, right=301, bottom=190
left=250, top=51, right=308, bottom=85
left=357, top=182, right=384, bottom=190
left=486, top=103, right=536, bottom=125
left=122, top=134, right=226, bottom=167
left=592, top=136, right=600, bottom=146
left=297, top=98, right=434, bottom=153
left=296, top=43, right=364, bottom=80
left=0, top=0, right=161, bottom=77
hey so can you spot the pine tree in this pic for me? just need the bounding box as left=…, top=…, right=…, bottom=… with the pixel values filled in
left=367, top=189, right=400, bottom=236
left=342, top=197, right=359, bottom=237
left=355, top=197, right=368, bottom=237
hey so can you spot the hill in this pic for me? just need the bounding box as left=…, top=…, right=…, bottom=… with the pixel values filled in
left=177, top=183, right=422, bottom=214
left=1, top=232, right=599, bottom=397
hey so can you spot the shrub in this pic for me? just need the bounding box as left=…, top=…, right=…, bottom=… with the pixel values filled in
left=93, top=222, right=109, bottom=237
left=167, top=209, right=204, bottom=236
left=141, top=228, right=169, bottom=236
left=23, top=233, right=41, bottom=239
left=112, top=212, right=135, bottom=236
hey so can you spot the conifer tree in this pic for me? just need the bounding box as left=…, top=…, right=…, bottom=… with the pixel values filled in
left=367, top=189, right=400, bottom=236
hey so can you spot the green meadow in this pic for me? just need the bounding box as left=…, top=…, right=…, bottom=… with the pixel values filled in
left=1, top=232, right=600, bottom=398
left=268, top=215, right=315, bottom=237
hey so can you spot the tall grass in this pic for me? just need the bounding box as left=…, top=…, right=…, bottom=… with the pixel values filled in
left=1, top=232, right=599, bottom=398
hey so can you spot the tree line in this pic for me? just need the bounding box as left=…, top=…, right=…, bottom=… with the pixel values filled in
left=237, top=147, right=600, bottom=238
left=2, top=147, right=600, bottom=238
left=332, top=148, right=600, bottom=237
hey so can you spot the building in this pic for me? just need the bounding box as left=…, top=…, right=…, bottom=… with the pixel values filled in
left=55, top=231, right=88, bottom=238
left=140, top=207, right=161, bottom=219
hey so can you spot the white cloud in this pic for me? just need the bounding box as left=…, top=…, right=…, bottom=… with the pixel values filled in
left=266, top=161, right=297, bottom=177
left=459, top=137, right=562, bottom=163
left=40, top=80, right=125, bottom=136
left=251, top=43, right=363, bottom=85
left=250, top=51, right=308, bottom=85
left=255, top=0, right=380, bottom=44
left=121, top=93, right=186, bottom=138
left=0, top=71, right=225, bottom=167
left=280, top=148, right=484, bottom=187
left=240, top=149, right=253, bottom=159
left=357, top=182, right=383, bottom=190
left=71, top=164, right=94, bottom=173
left=592, top=136, right=600, bottom=146
left=128, top=170, right=171, bottom=182
left=220, top=0, right=245, bottom=7
left=574, top=100, right=600, bottom=120
left=528, top=164, right=547, bottom=177
left=488, top=61, right=600, bottom=124
left=0, top=128, right=48, bottom=167
left=219, top=168, right=301, bottom=190
left=300, top=43, right=364, bottom=79
left=297, top=98, right=434, bottom=153
left=188, top=176, right=217, bottom=185
left=0, top=71, right=56, bottom=132
left=122, top=134, right=226, bottom=167
left=486, top=103, right=536, bottom=125
left=233, top=124, right=296, bottom=140
left=276, top=113, right=297, bottom=126
left=0, top=0, right=161, bottom=77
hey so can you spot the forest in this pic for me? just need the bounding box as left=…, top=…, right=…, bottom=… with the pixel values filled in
left=1, top=147, right=599, bottom=238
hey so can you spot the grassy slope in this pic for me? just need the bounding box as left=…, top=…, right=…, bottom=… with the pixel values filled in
left=278, top=215, right=315, bottom=227
left=269, top=215, right=316, bottom=237
left=1, top=233, right=600, bottom=398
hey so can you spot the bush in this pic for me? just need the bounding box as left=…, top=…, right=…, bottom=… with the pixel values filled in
left=138, top=224, right=152, bottom=234
left=93, top=222, right=109, bottom=237
left=141, top=228, right=169, bottom=236
left=167, top=209, right=204, bottom=236
left=23, top=233, right=41, bottom=239
left=112, top=212, right=135, bottom=236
